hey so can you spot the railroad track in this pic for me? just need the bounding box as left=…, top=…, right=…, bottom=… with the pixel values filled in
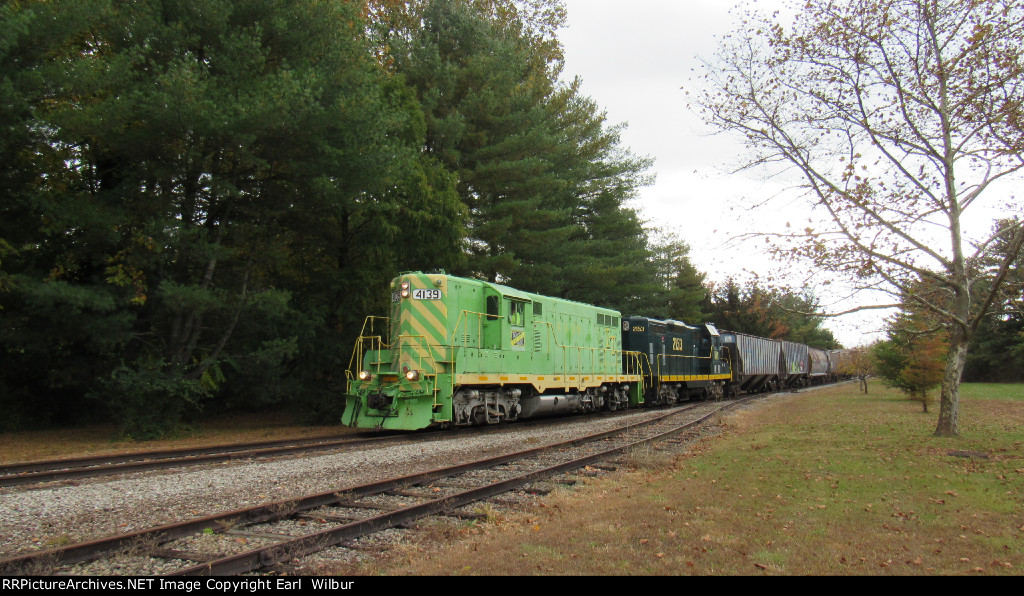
left=0, top=394, right=761, bottom=576
left=0, top=432, right=410, bottom=489
left=0, top=407, right=652, bottom=489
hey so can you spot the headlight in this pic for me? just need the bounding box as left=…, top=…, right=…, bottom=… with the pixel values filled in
left=401, top=281, right=410, bottom=290
left=358, top=370, right=373, bottom=381
left=405, top=370, right=420, bottom=381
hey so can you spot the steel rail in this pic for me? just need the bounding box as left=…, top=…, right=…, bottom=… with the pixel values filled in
left=0, top=404, right=705, bottom=575
left=173, top=398, right=752, bottom=575
left=0, top=404, right=649, bottom=488
left=0, top=433, right=413, bottom=488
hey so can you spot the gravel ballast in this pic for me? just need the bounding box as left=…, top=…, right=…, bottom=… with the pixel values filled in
left=0, top=408, right=682, bottom=561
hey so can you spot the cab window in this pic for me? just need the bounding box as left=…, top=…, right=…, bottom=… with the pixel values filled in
left=509, top=300, right=526, bottom=327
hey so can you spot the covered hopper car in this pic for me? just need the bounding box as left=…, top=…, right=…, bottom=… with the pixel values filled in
left=808, top=347, right=830, bottom=384
left=719, top=331, right=784, bottom=394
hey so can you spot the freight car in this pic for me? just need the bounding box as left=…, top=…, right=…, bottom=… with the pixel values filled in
left=828, top=348, right=856, bottom=381
left=808, top=347, right=830, bottom=385
left=781, top=341, right=810, bottom=387
left=719, top=331, right=784, bottom=394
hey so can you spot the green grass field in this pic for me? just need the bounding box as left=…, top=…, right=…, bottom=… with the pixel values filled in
left=960, top=383, right=1024, bottom=402
left=340, top=382, right=1024, bottom=576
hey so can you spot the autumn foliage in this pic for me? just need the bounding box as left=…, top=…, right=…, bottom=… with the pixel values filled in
left=874, top=314, right=948, bottom=412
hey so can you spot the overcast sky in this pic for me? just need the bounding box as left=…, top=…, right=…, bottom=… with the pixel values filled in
left=557, top=0, right=887, bottom=347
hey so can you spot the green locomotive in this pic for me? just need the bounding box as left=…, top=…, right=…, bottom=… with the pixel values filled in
left=342, top=272, right=644, bottom=430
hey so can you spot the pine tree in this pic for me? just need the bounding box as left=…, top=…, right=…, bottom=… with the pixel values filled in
left=380, top=0, right=653, bottom=297
left=0, top=0, right=464, bottom=434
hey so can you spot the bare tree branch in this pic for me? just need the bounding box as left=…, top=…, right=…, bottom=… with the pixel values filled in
left=693, top=0, right=1024, bottom=437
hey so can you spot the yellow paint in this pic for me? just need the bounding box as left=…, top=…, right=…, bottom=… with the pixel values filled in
left=455, top=372, right=643, bottom=394
left=659, top=374, right=732, bottom=382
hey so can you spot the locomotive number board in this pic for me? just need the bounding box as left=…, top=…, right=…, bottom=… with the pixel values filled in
left=412, top=289, right=442, bottom=300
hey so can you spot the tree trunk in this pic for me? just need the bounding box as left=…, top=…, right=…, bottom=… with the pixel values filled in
left=934, top=329, right=969, bottom=437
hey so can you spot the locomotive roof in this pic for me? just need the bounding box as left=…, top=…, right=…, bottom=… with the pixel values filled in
left=399, top=271, right=621, bottom=315
left=481, top=279, right=620, bottom=313
left=625, top=315, right=720, bottom=336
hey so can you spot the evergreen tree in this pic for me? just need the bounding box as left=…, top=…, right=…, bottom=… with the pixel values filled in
left=963, top=219, right=1024, bottom=382
left=0, top=0, right=463, bottom=434
left=646, top=231, right=709, bottom=323
left=380, top=0, right=653, bottom=298
left=1, top=0, right=664, bottom=434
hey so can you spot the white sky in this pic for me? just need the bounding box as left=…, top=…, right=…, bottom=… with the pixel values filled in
left=558, top=0, right=888, bottom=347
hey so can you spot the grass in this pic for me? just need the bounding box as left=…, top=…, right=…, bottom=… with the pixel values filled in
left=959, top=383, right=1024, bottom=402
left=3, top=382, right=1021, bottom=575
left=332, top=382, right=1023, bottom=575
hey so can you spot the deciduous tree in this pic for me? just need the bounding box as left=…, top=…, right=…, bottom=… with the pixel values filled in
left=874, top=313, right=948, bottom=412
left=704, top=277, right=841, bottom=348
left=695, top=0, right=1024, bottom=436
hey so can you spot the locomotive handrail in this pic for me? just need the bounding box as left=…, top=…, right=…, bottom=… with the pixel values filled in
left=346, top=315, right=448, bottom=406
left=349, top=329, right=449, bottom=407
left=532, top=320, right=623, bottom=387
left=654, top=352, right=726, bottom=376
left=452, top=309, right=488, bottom=351
left=359, top=315, right=393, bottom=339
left=621, top=350, right=644, bottom=376
left=346, top=335, right=390, bottom=384
left=346, top=316, right=394, bottom=384
left=448, top=310, right=641, bottom=392
left=634, top=352, right=655, bottom=393
left=392, top=331, right=445, bottom=408
left=626, top=346, right=733, bottom=398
